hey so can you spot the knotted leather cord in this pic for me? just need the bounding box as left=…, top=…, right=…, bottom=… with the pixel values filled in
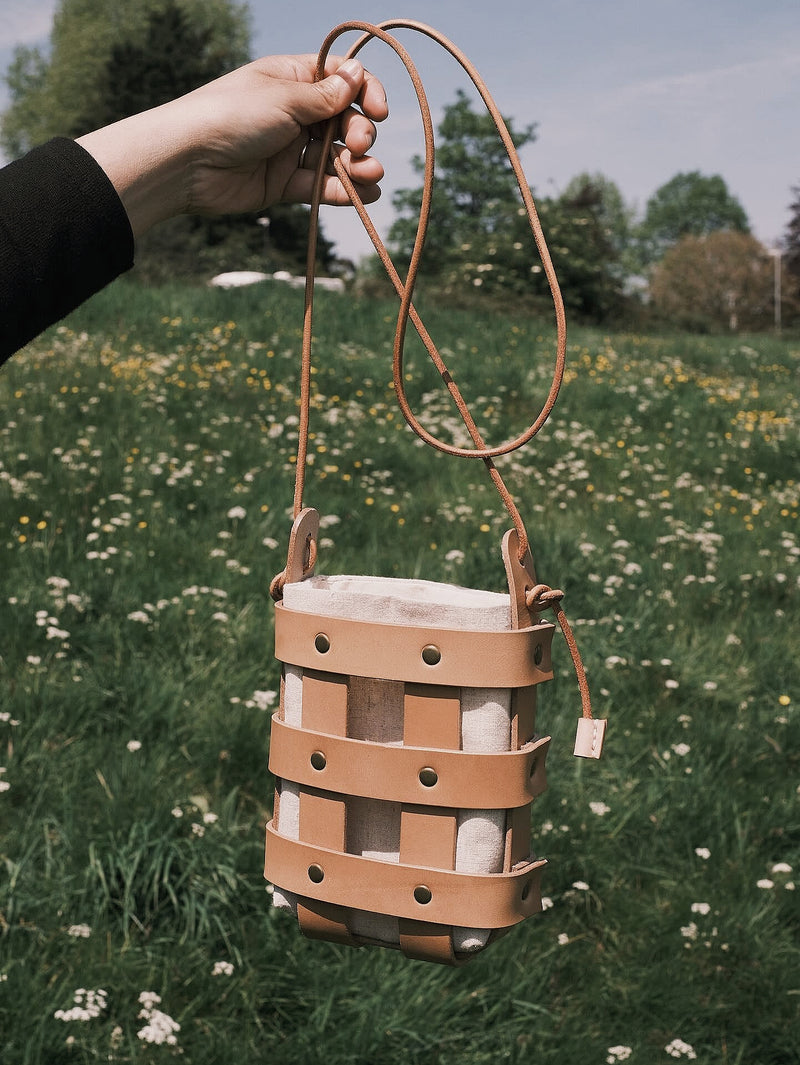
left=271, top=20, right=593, bottom=724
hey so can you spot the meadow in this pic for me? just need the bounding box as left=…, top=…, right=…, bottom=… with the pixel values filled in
left=0, top=278, right=798, bottom=1064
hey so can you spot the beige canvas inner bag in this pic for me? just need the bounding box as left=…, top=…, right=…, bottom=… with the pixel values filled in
left=263, top=19, right=607, bottom=966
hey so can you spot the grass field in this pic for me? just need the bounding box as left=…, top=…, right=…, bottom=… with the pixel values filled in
left=1, top=278, right=798, bottom=1064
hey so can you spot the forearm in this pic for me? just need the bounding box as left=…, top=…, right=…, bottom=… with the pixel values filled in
left=77, top=104, right=195, bottom=241
left=0, top=138, right=134, bottom=361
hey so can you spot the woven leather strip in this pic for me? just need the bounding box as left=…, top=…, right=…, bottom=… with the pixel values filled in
left=295, top=671, right=353, bottom=943
left=265, top=823, right=546, bottom=928
left=269, top=716, right=550, bottom=809
left=397, top=685, right=461, bottom=960
left=274, top=602, right=555, bottom=688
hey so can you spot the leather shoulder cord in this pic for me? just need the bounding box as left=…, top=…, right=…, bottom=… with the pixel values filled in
left=271, top=20, right=598, bottom=731
left=295, top=19, right=566, bottom=551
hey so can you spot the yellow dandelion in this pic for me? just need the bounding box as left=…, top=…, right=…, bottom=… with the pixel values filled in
left=779, top=694, right=791, bottom=707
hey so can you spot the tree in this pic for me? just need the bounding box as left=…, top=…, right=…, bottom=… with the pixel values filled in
left=94, top=0, right=240, bottom=128
left=636, top=171, right=750, bottom=267
left=649, top=231, right=773, bottom=332
left=2, top=0, right=336, bottom=281
left=1, top=0, right=250, bottom=156
left=388, top=89, right=537, bottom=276
left=782, top=183, right=800, bottom=324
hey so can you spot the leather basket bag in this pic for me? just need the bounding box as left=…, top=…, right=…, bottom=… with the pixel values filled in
left=264, top=20, right=607, bottom=966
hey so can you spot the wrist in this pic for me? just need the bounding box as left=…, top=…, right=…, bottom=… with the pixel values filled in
left=77, top=104, right=195, bottom=240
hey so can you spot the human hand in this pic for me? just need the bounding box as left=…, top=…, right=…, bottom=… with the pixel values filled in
left=180, top=54, right=389, bottom=216
left=77, top=54, right=389, bottom=239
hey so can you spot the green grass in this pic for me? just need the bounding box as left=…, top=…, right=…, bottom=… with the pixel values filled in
left=1, top=278, right=798, bottom=1064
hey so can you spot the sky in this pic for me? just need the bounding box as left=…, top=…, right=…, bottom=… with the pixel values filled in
left=2, top=0, right=799, bottom=264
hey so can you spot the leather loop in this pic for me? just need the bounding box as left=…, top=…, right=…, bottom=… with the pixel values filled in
left=274, top=602, right=555, bottom=688
left=265, top=821, right=547, bottom=928
left=269, top=717, right=551, bottom=809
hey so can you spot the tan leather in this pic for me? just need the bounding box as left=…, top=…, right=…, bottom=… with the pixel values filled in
left=274, top=601, right=555, bottom=688
left=262, top=18, right=608, bottom=965
left=265, top=822, right=546, bottom=928
left=398, top=685, right=461, bottom=959
left=294, top=675, right=352, bottom=943
left=269, top=716, right=550, bottom=809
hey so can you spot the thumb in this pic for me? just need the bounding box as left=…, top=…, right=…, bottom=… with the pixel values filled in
left=297, top=58, right=365, bottom=124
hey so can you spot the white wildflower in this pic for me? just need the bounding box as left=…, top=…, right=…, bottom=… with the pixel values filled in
left=756, top=879, right=774, bottom=889
left=607, top=1047, right=633, bottom=1064
left=695, top=847, right=711, bottom=860
left=126, top=610, right=151, bottom=624
left=137, top=991, right=180, bottom=1046
left=226, top=506, right=246, bottom=520
left=55, top=988, right=107, bottom=1022
left=572, top=880, right=590, bottom=891
left=211, top=961, right=234, bottom=977
left=126, top=740, right=142, bottom=753
left=690, top=902, right=711, bottom=916
left=590, top=801, right=611, bottom=816
left=664, top=1037, right=697, bottom=1059
left=66, top=924, right=92, bottom=938
left=247, top=689, right=277, bottom=711
left=771, top=862, right=792, bottom=874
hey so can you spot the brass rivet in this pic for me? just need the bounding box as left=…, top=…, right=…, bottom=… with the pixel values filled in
left=414, top=885, right=432, bottom=905
left=419, top=767, right=438, bottom=788
left=422, top=644, right=441, bottom=666
left=314, top=632, right=330, bottom=654
left=307, top=864, right=325, bottom=884
left=310, top=751, right=327, bottom=771
left=521, top=879, right=533, bottom=901
left=534, top=643, right=544, bottom=665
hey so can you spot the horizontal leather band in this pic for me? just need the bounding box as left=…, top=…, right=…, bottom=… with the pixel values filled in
left=264, top=821, right=546, bottom=928
left=269, top=717, right=550, bottom=809
left=274, top=602, right=555, bottom=688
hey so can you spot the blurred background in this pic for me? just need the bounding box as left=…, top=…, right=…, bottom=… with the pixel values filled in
left=2, top=0, right=799, bottom=328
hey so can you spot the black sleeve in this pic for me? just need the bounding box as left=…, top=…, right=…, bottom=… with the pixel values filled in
left=0, top=137, right=135, bottom=364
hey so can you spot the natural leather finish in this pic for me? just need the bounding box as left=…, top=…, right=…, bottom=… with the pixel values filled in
left=397, top=685, right=461, bottom=959
left=574, top=716, right=607, bottom=759
left=268, top=716, right=551, bottom=809
left=275, top=601, right=555, bottom=688
left=295, top=674, right=352, bottom=942
left=262, top=18, right=608, bottom=965
left=265, top=822, right=547, bottom=928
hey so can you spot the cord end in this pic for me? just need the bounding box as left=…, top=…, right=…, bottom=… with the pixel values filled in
left=573, top=717, right=607, bottom=759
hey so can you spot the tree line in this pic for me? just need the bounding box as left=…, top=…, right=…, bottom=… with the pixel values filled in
left=3, top=0, right=798, bottom=331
